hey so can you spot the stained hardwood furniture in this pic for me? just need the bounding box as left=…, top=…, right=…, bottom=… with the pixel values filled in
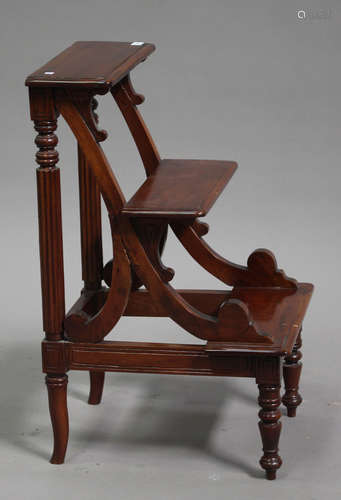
left=26, top=41, right=313, bottom=480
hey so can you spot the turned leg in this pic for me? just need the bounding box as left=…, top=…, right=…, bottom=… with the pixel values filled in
left=46, top=374, right=69, bottom=464
left=88, top=371, right=105, bottom=405
left=282, top=330, right=303, bottom=417
left=30, top=89, right=68, bottom=464
left=258, top=384, right=282, bottom=480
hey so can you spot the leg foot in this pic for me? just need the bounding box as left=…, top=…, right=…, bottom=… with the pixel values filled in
left=282, top=331, right=303, bottom=417
left=266, top=470, right=276, bottom=481
left=46, top=374, right=69, bottom=464
left=258, top=384, right=282, bottom=480
left=88, top=371, right=105, bottom=405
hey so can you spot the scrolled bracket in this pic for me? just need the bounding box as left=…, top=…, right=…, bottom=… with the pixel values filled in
left=120, top=74, right=145, bottom=105
left=242, top=248, right=297, bottom=289
left=192, top=219, right=210, bottom=237
left=65, top=89, right=108, bottom=142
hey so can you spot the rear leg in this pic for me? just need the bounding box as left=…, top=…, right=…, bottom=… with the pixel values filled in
left=88, top=371, right=105, bottom=405
left=282, top=330, right=303, bottom=417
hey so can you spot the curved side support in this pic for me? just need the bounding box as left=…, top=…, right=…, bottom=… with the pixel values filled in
left=119, top=217, right=272, bottom=344
left=56, top=92, right=125, bottom=215
left=64, top=219, right=131, bottom=342
left=119, top=217, right=217, bottom=340
left=172, top=222, right=297, bottom=289
left=111, top=74, right=160, bottom=176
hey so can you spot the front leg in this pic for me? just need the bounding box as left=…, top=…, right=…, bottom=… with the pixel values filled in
left=46, top=374, right=69, bottom=464
left=88, top=371, right=105, bottom=405
left=258, top=384, right=282, bottom=480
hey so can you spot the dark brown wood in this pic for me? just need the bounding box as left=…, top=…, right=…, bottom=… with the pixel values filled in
left=70, top=90, right=108, bottom=142
left=27, top=42, right=314, bottom=479
left=121, top=159, right=237, bottom=218
left=103, top=224, right=169, bottom=292
left=30, top=87, right=65, bottom=341
left=25, top=41, right=155, bottom=90
left=78, top=113, right=106, bottom=389
left=42, top=340, right=259, bottom=377
left=258, top=383, right=282, bottom=480
left=64, top=288, right=232, bottom=321
left=56, top=92, right=125, bottom=215
left=88, top=371, right=105, bottom=405
left=132, top=219, right=175, bottom=282
left=64, top=223, right=131, bottom=342
left=78, top=101, right=103, bottom=290
left=282, top=329, right=303, bottom=417
left=172, top=222, right=298, bottom=289
left=46, top=374, right=69, bottom=464
left=112, top=75, right=160, bottom=176
left=124, top=289, right=232, bottom=316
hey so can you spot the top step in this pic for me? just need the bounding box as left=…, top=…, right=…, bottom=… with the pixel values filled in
left=25, top=41, right=155, bottom=90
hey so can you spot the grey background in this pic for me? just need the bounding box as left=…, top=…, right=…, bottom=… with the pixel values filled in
left=0, top=0, right=340, bottom=498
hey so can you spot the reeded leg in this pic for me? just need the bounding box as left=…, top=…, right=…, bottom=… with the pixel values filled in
left=258, top=384, right=282, bottom=480
left=78, top=98, right=105, bottom=404
left=282, top=330, right=303, bottom=417
left=46, top=374, right=69, bottom=464
left=88, top=371, right=105, bottom=405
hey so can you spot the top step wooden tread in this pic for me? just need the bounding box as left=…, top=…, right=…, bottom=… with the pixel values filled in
left=25, top=41, right=155, bottom=90
left=121, top=159, right=237, bottom=219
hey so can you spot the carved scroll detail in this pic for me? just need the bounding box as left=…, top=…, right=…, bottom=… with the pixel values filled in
left=172, top=223, right=297, bottom=289
left=67, top=91, right=108, bottom=142
left=192, top=219, right=210, bottom=237
left=245, top=249, right=297, bottom=288
left=121, top=74, right=145, bottom=105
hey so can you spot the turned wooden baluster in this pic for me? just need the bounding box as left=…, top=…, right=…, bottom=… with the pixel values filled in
left=30, top=87, right=69, bottom=463
left=282, top=329, right=303, bottom=417
left=258, top=384, right=282, bottom=480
